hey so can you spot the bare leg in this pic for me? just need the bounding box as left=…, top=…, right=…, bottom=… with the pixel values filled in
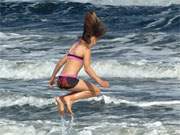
left=63, top=80, right=101, bottom=115
left=55, top=96, right=65, bottom=116
left=55, top=78, right=78, bottom=116
left=56, top=91, right=79, bottom=116
left=63, top=90, right=98, bottom=115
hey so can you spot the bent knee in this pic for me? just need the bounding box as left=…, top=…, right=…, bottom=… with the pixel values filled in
left=93, top=88, right=101, bottom=96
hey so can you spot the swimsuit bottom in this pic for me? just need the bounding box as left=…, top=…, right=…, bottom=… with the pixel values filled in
left=57, top=76, right=79, bottom=89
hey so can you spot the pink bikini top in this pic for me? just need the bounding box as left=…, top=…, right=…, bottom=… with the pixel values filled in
left=60, top=42, right=83, bottom=78
left=67, top=53, right=83, bottom=63
left=67, top=41, right=83, bottom=63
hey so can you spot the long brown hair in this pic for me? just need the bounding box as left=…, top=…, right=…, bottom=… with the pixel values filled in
left=82, top=11, right=106, bottom=44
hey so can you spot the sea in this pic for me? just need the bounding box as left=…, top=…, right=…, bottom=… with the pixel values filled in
left=0, top=0, right=180, bottom=135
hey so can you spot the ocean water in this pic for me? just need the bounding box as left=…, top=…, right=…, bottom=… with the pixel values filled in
left=0, top=0, right=180, bottom=135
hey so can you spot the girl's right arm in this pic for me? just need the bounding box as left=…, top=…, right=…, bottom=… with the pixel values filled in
left=49, top=55, right=67, bottom=87
left=83, top=48, right=109, bottom=88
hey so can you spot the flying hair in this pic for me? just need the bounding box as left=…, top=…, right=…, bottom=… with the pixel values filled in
left=82, top=11, right=106, bottom=44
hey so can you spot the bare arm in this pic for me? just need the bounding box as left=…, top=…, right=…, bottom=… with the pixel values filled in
left=49, top=55, right=67, bottom=82
left=83, top=49, right=103, bottom=84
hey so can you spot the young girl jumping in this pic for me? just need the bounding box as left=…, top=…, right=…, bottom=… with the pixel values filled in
left=49, top=11, right=109, bottom=116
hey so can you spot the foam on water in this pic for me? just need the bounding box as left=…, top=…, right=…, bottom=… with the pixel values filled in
left=1, top=2, right=180, bottom=135
left=162, top=15, right=180, bottom=29
left=0, top=94, right=54, bottom=108
left=87, top=95, right=180, bottom=107
left=1, top=0, right=180, bottom=6
left=66, top=0, right=180, bottom=6
left=1, top=93, right=180, bottom=108
left=0, top=32, right=43, bottom=52
left=0, top=32, right=42, bottom=41
left=0, top=118, right=179, bottom=135
left=0, top=119, right=61, bottom=135
left=0, top=32, right=76, bottom=42
left=79, top=121, right=179, bottom=135
left=0, top=32, right=21, bottom=40
left=0, top=59, right=180, bottom=79
left=0, top=31, right=78, bottom=53
left=0, top=59, right=55, bottom=80
left=93, top=60, right=180, bottom=79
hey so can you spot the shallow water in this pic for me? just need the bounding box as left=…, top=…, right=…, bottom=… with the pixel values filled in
left=0, top=0, right=180, bottom=134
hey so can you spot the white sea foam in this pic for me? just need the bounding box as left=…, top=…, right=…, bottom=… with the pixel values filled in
left=0, top=118, right=179, bottom=135
left=92, top=60, right=180, bottom=79
left=0, top=31, right=74, bottom=41
left=96, top=60, right=180, bottom=79
left=0, top=32, right=43, bottom=52
left=0, top=59, right=55, bottom=80
left=0, top=32, right=23, bottom=40
left=1, top=94, right=180, bottom=108
left=80, top=121, right=179, bottom=135
left=67, top=0, right=180, bottom=6
left=87, top=95, right=180, bottom=107
left=1, top=0, right=180, bottom=6
left=0, top=119, right=61, bottom=135
left=144, top=18, right=167, bottom=29
left=0, top=94, right=54, bottom=108
left=0, top=59, right=180, bottom=79
left=162, top=15, right=180, bottom=29
left=0, top=32, right=42, bottom=41
left=144, top=15, right=180, bottom=30
left=0, top=31, right=77, bottom=53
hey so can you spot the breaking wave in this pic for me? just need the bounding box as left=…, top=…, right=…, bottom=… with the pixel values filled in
left=0, top=93, right=180, bottom=108
left=0, top=59, right=180, bottom=80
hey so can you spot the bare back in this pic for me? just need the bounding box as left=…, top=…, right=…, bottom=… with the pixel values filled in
left=61, top=40, right=87, bottom=76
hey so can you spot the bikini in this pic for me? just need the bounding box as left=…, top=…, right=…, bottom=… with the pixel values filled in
left=57, top=51, right=83, bottom=89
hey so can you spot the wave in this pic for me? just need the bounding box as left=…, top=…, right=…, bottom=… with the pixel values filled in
left=0, top=93, right=180, bottom=108
left=93, top=60, right=180, bottom=79
left=1, top=0, right=180, bottom=6
left=0, top=119, right=62, bottom=135
left=79, top=121, right=180, bottom=135
left=0, top=32, right=24, bottom=40
left=87, top=95, right=180, bottom=107
left=0, top=59, right=180, bottom=79
left=0, top=94, right=54, bottom=108
left=0, top=32, right=43, bottom=51
left=0, top=31, right=76, bottom=41
left=1, top=2, right=180, bottom=32
left=64, top=0, right=180, bottom=6
left=0, top=32, right=43, bottom=40
left=160, top=15, right=180, bottom=30
left=0, top=59, right=55, bottom=79
left=144, top=15, right=180, bottom=31
left=1, top=119, right=179, bottom=135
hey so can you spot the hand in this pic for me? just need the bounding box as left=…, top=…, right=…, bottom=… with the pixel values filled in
left=48, top=78, right=55, bottom=88
left=99, top=80, right=109, bottom=88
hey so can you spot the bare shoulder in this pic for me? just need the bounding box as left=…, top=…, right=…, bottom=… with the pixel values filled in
left=76, top=41, right=89, bottom=54
left=82, top=44, right=91, bottom=56
left=69, top=41, right=83, bottom=53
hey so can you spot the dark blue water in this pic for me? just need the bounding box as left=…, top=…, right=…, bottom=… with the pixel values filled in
left=0, top=1, right=180, bottom=135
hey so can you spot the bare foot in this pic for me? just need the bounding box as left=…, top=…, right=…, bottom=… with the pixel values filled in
left=63, top=96, right=74, bottom=116
left=55, top=96, right=64, bottom=116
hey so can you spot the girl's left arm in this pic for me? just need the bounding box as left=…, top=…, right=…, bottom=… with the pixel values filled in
left=49, top=55, right=67, bottom=85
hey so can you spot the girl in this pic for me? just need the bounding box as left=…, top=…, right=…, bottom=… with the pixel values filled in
left=49, top=11, right=109, bottom=116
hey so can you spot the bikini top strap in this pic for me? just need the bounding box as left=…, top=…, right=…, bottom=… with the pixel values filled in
left=68, top=41, right=80, bottom=54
